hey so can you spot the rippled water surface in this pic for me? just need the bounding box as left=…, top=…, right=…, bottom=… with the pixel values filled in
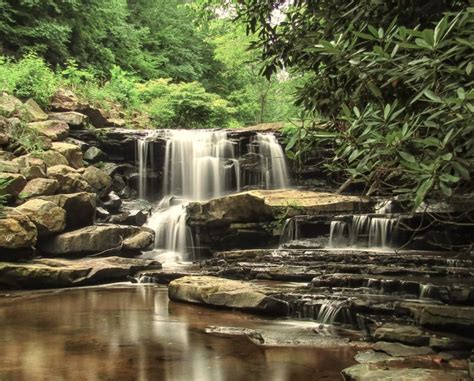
left=0, top=285, right=356, bottom=380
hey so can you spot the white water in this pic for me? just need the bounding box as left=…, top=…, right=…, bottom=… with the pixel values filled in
left=328, top=215, right=398, bottom=250
left=137, top=130, right=290, bottom=261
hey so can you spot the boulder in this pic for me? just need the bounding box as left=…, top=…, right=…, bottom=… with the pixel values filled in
left=47, top=165, right=91, bottom=193
left=28, top=120, right=69, bottom=141
left=19, top=178, right=59, bottom=199
left=101, top=191, right=122, bottom=212
left=50, top=89, right=81, bottom=111
left=106, top=118, right=126, bottom=128
left=24, top=99, right=48, bottom=122
left=122, top=230, right=154, bottom=251
left=51, top=142, right=83, bottom=169
left=342, top=364, right=470, bottom=381
left=12, top=155, right=47, bottom=179
left=0, top=173, right=27, bottom=197
left=187, top=189, right=371, bottom=225
left=0, top=256, right=162, bottom=289
left=0, top=160, right=20, bottom=173
left=168, top=275, right=289, bottom=315
left=16, top=199, right=66, bottom=237
left=81, top=166, right=112, bottom=197
left=0, top=208, right=37, bottom=249
left=83, top=146, right=107, bottom=163
left=38, top=224, right=155, bottom=256
left=33, top=150, right=69, bottom=167
left=0, top=93, right=22, bottom=117
left=48, top=111, right=87, bottom=128
left=0, top=134, right=8, bottom=145
left=403, top=303, right=474, bottom=330
left=38, top=192, right=96, bottom=229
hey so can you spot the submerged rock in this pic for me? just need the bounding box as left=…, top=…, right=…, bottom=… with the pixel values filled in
left=168, top=275, right=289, bottom=315
left=0, top=256, right=162, bottom=289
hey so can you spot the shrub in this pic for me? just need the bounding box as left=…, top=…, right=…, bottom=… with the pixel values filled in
left=0, top=53, right=58, bottom=108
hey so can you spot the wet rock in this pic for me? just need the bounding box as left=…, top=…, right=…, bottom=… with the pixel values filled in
left=0, top=173, right=27, bottom=197
left=342, top=363, right=470, bottom=381
left=19, top=178, right=59, bottom=200
left=101, top=191, right=121, bottom=212
left=83, top=146, right=107, bottom=163
left=38, top=192, right=96, bottom=229
left=374, top=341, right=434, bottom=357
left=0, top=208, right=37, bottom=249
left=122, top=230, right=154, bottom=251
left=403, top=303, right=474, bottom=330
left=34, top=150, right=69, bottom=167
left=168, top=275, right=289, bottom=315
left=0, top=256, right=162, bottom=289
left=430, top=336, right=474, bottom=351
left=374, top=324, right=430, bottom=346
left=51, top=142, right=84, bottom=169
left=81, top=166, right=112, bottom=197
left=28, top=120, right=69, bottom=141
left=16, top=199, right=66, bottom=237
left=38, top=224, right=154, bottom=256
left=47, top=165, right=92, bottom=193
left=96, top=207, right=110, bottom=221
left=48, top=111, right=87, bottom=128
left=354, top=350, right=397, bottom=364
left=24, top=99, right=48, bottom=122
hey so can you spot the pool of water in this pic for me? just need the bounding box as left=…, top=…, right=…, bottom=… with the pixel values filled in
left=0, top=284, right=356, bottom=380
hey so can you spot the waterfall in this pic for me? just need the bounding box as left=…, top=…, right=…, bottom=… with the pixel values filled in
left=249, top=133, right=289, bottom=189
left=329, top=215, right=398, bottom=250
left=137, top=129, right=290, bottom=261
left=279, top=217, right=299, bottom=247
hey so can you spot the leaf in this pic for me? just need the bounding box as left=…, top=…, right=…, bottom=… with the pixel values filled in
left=467, top=62, right=473, bottom=76
left=383, top=104, right=391, bottom=120
left=439, top=173, right=459, bottom=183
left=439, top=181, right=452, bottom=196
left=415, top=177, right=434, bottom=207
left=423, top=90, right=442, bottom=103
left=452, top=161, right=470, bottom=180
left=457, top=87, right=466, bottom=100
left=353, top=107, right=361, bottom=118
left=399, top=151, right=416, bottom=163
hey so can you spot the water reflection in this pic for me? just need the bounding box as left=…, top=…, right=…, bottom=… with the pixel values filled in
left=0, top=285, right=355, bottom=380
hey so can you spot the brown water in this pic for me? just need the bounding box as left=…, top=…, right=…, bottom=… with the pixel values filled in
left=0, top=285, right=356, bottom=381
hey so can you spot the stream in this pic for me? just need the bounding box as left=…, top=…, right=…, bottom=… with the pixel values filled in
left=0, top=285, right=357, bottom=381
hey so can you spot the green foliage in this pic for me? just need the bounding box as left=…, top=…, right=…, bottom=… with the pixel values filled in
left=0, top=54, right=58, bottom=107
left=240, top=1, right=473, bottom=207
left=139, top=79, right=236, bottom=128
left=7, top=121, right=48, bottom=154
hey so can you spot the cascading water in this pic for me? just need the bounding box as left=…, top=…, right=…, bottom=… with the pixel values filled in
left=328, top=214, right=399, bottom=250
left=137, top=129, right=290, bottom=262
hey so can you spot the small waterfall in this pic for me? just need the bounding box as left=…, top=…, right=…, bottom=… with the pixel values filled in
left=137, top=129, right=290, bottom=261
left=317, top=301, right=344, bottom=324
left=279, top=217, right=299, bottom=246
left=137, top=133, right=156, bottom=199
left=329, top=215, right=398, bottom=250
left=249, top=133, right=289, bottom=189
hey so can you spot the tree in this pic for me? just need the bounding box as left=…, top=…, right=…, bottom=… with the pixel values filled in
left=238, top=1, right=473, bottom=207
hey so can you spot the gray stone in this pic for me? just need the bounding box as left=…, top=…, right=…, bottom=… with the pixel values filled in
left=374, top=324, right=430, bottom=346
left=0, top=93, right=22, bottom=117
left=81, top=166, right=112, bottom=197
left=48, top=111, right=87, bottom=128
left=47, top=165, right=92, bottom=193
left=83, top=146, right=107, bottom=163
left=24, top=99, right=48, bottom=122
left=50, top=142, right=83, bottom=169
left=34, top=150, right=69, bottom=167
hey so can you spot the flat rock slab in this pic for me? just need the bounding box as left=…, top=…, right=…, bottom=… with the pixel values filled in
left=0, top=256, right=161, bottom=289
left=187, top=190, right=370, bottom=224
left=168, top=275, right=289, bottom=315
left=342, top=363, right=470, bottom=381
left=374, top=341, right=434, bottom=357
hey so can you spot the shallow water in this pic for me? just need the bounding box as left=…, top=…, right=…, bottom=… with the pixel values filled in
left=0, top=285, right=356, bottom=381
